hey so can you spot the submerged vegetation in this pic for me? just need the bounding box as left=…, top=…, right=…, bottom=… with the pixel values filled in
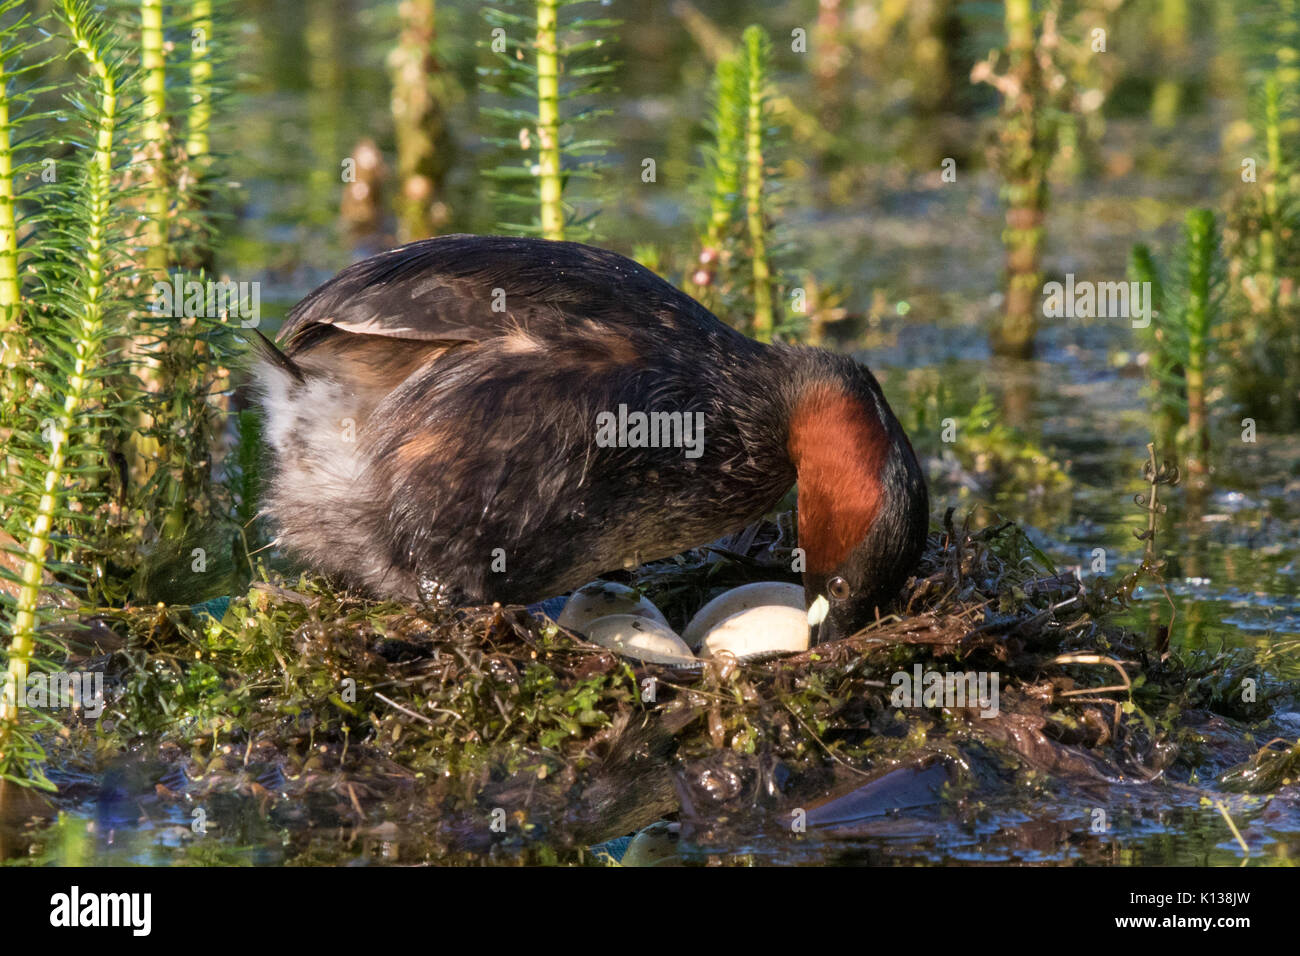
left=0, top=0, right=1298, bottom=865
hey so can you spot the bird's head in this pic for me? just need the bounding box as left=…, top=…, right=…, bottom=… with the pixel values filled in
left=788, top=377, right=929, bottom=644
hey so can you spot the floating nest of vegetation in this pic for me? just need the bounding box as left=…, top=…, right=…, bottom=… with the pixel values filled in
left=33, top=511, right=1300, bottom=863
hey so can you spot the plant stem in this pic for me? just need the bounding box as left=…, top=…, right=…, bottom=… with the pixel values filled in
left=1182, top=209, right=1215, bottom=505
left=1259, top=75, right=1281, bottom=328
left=535, top=0, right=562, bottom=241
left=180, top=0, right=215, bottom=276
left=387, top=0, right=449, bottom=243
left=140, top=0, right=168, bottom=272
left=743, top=26, right=772, bottom=342
left=1151, top=0, right=1187, bottom=128
left=0, top=48, right=15, bottom=347
left=0, top=37, right=22, bottom=431
left=187, top=0, right=212, bottom=161
left=390, top=0, right=448, bottom=241
left=994, top=0, right=1045, bottom=358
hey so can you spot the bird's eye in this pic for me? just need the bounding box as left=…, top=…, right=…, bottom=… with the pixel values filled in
left=828, top=576, right=851, bottom=601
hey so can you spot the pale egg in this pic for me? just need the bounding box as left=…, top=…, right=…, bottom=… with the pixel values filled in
left=582, top=614, right=699, bottom=666
left=557, top=580, right=670, bottom=632
left=698, top=604, right=810, bottom=660
left=682, top=581, right=805, bottom=651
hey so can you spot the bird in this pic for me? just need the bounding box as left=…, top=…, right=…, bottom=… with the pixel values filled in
left=251, top=234, right=929, bottom=644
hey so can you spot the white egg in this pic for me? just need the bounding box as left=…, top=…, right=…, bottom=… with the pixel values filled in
left=582, top=614, right=699, bottom=666
left=557, top=580, right=670, bottom=632
left=699, top=604, right=811, bottom=660
left=682, top=581, right=806, bottom=650
left=619, top=822, right=683, bottom=867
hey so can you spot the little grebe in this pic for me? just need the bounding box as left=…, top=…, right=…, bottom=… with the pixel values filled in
left=253, top=235, right=929, bottom=643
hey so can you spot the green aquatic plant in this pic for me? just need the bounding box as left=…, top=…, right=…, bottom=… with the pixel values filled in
left=973, top=2, right=1081, bottom=358
left=388, top=0, right=452, bottom=241
left=1127, top=212, right=1225, bottom=506
left=1258, top=75, right=1286, bottom=326
left=125, top=0, right=239, bottom=546
left=686, top=24, right=793, bottom=342
left=688, top=50, right=743, bottom=310
left=479, top=0, right=619, bottom=240
left=1149, top=0, right=1189, bottom=128
left=168, top=1, right=241, bottom=542
left=139, top=0, right=168, bottom=272
left=1128, top=243, right=1177, bottom=455
left=1167, top=210, right=1225, bottom=503
left=0, top=0, right=141, bottom=787
left=1221, top=738, right=1300, bottom=794
left=0, top=0, right=52, bottom=446
left=175, top=0, right=237, bottom=267
left=741, top=25, right=773, bottom=343
left=186, top=0, right=213, bottom=164
left=0, top=0, right=239, bottom=788
left=534, top=0, right=561, bottom=239
left=133, top=0, right=187, bottom=536
left=1177, top=213, right=1222, bottom=501
left=0, top=0, right=57, bottom=790
left=1225, top=68, right=1299, bottom=428
left=1116, top=443, right=1180, bottom=654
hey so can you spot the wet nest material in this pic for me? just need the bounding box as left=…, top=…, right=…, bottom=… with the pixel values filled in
left=36, top=512, right=1300, bottom=860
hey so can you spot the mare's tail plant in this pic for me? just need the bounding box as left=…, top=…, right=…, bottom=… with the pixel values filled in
left=1221, top=3, right=1300, bottom=426
left=123, top=0, right=240, bottom=552
left=973, top=3, right=1081, bottom=358
left=479, top=0, right=619, bottom=240
left=175, top=0, right=237, bottom=270
left=1167, top=210, right=1225, bottom=504
left=0, top=0, right=52, bottom=460
left=1128, top=244, right=1177, bottom=455
left=1257, top=76, right=1286, bottom=327
left=688, top=50, right=743, bottom=313
left=389, top=0, right=453, bottom=241
left=741, top=25, right=773, bottom=342
left=1130, top=211, right=1225, bottom=509
left=0, top=0, right=142, bottom=787
left=688, top=25, right=789, bottom=342
left=1226, top=71, right=1299, bottom=426
left=139, top=0, right=168, bottom=272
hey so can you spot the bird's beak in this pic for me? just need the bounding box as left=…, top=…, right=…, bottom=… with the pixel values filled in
left=807, top=594, right=829, bottom=645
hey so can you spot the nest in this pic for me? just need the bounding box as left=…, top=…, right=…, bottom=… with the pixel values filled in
left=35, top=511, right=1297, bottom=861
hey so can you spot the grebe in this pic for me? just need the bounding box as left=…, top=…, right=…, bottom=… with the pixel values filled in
left=253, top=235, right=928, bottom=643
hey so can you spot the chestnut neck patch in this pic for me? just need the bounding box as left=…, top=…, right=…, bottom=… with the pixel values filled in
left=787, top=384, right=892, bottom=576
